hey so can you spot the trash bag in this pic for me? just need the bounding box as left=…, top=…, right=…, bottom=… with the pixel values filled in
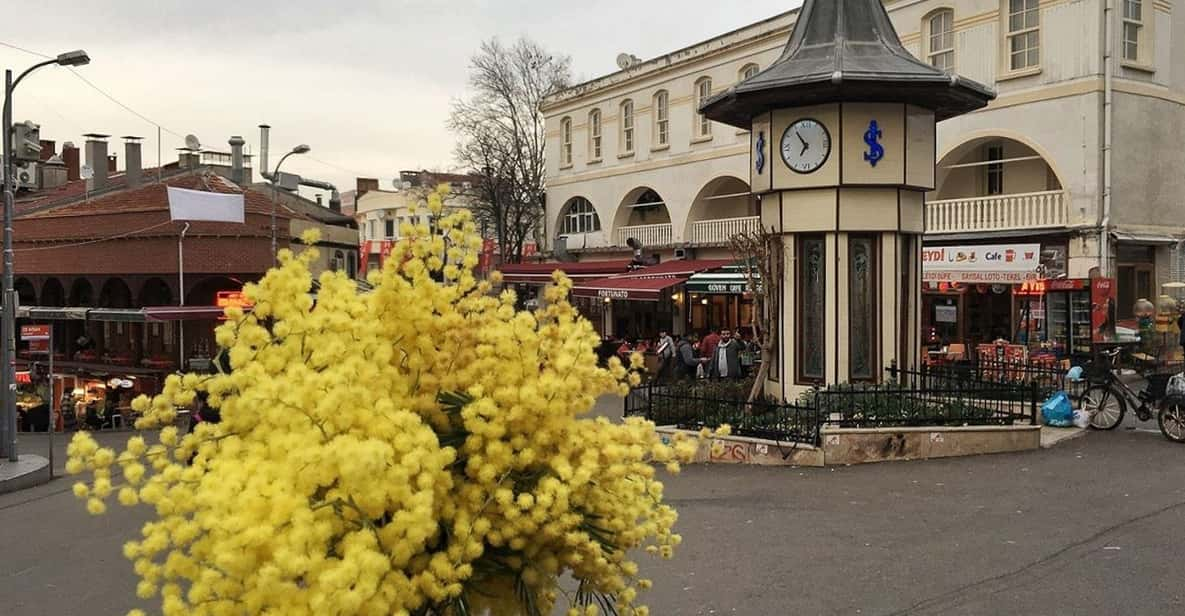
left=1066, top=366, right=1084, bottom=381
left=1168, top=373, right=1185, bottom=397
left=1072, top=409, right=1091, bottom=429
left=1042, top=391, right=1075, bottom=427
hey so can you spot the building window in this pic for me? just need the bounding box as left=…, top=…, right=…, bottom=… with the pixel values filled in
left=739, top=63, right=759, bottom=81
left=367, top=220, right=375, bottom=240
left=620, top=100, right=634, bottom=154
left=588, top=109, right=602, bottom=160
left=561, top=197, right=600, bottom=235
left=985, top=143, right=1004, bottom=195
left=694, top=77, right=713, bottom=138
left=560, top=117, right=573, bottom=166
left=385, top=219, right=395, bottom=239
left=653, top=90, right=669, bottom=147
left=1006, top=0, right=1040, bottom=71
left=927, top=10, right=955, bottom=71
left=1123, top=0, right=1143, bottom=62
left=332, top=250, right=345, bottom=272
left=849, top=236, right=878, bottom=381
left=797, top=236, right=826, bottom=383
left=347, top=253, right=357, bottom=278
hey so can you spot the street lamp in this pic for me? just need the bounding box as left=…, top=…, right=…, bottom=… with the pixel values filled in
left=2, top=50, right=90, bottom=461
left=269, top=144, right=310, bottom=261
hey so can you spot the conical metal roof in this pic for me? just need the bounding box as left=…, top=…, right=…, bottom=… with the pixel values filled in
left=702, top=0, right=995, bottom=127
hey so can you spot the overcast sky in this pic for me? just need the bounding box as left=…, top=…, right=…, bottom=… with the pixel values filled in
left=2, top=0, right=798, bottom=194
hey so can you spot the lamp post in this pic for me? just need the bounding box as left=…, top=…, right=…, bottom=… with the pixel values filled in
left=2, top=50, right=90, bottom=462
left=269, top=144, right=310, bottom=262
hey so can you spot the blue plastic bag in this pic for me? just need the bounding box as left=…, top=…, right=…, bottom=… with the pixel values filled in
left=1042, top=391, right=1074, bottom=427
left=1066, top=366, right=1084, bottom=381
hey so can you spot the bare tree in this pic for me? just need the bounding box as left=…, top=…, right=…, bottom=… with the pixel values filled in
left=729, top=227, right=783, bottom=403
left=449, top=38, right=571, bottom=264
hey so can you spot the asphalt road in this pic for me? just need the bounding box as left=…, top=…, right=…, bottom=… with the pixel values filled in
left=2, top=405, right=1183, bottom=616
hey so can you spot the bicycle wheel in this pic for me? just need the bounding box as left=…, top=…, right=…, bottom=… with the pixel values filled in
left=1082, top=385, right=1126, bottom=430
left=1158, top=396, right=1185, bottom=443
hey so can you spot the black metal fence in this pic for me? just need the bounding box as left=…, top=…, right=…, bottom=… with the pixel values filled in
left=625, top=381, right=821, bottom=445
left=625, top=363, right=1042, bottom=441
left=924, top=359, right=1085, bottom=401
left=815, top=366, right=1039, bottom=429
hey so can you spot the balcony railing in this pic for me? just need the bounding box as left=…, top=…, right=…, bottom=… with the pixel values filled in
left=926, top=190, right=1068, bottom=234
left=616, top=223, right=673, bottom=247
left=690, top=216, right=761, bottom=245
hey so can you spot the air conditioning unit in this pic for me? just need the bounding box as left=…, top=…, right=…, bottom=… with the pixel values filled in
left=15, top=163, right=37, bottom=190
left=673, top=246, right=695, bottom=261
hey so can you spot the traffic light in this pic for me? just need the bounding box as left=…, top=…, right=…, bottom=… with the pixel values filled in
left=11, top=120, right=41, bottom=164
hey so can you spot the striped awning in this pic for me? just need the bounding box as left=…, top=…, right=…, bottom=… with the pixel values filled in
left=685, top=265, right=758, bottom=295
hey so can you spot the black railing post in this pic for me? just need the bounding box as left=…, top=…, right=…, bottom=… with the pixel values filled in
left=1029, top=380, right=1039, bottom=426
left=647, top=380, right=654, bottom=421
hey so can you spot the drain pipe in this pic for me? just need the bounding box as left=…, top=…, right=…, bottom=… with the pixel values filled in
left=178, top=222, right=190, bottom=370
left=1099, top=0, right=1114, bottom=276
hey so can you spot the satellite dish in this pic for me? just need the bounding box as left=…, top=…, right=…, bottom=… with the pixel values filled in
left=80, top=164, right=94, bottom=180
left=184, top=134, right=202, bottom=151
left=616, top=53, right=633, bottom=70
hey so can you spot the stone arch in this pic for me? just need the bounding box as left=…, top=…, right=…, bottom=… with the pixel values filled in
left=684, top=176, right=755, bottom=242
left=187, top=276, right=244, bottom=306
left=98, top=278, right=134, bottom=308
left=14, top=277, right=36, bottom=307
left=935, top=131, right=1069, bottom=201
left=556, top=196, right=603, bottom=236
left=138, top=277, right=174, bottom=307
left=40, top=278, right=66, bottom=307
left=69, top=278, right=94, bottom=306
left=613, top=187, right=673, bottom=248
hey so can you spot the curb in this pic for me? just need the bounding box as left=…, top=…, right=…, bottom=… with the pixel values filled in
left=0, top=455, right=52, bottom=495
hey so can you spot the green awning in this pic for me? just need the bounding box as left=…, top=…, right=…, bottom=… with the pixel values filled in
left=685, top=266, right=759, bottom=295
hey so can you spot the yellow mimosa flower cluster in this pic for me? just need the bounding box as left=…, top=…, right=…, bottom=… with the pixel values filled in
left=67, top=186, right=721, bottom=616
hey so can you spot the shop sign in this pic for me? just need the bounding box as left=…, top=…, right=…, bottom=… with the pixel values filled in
left=216, top=291, right=253, bottom=310
left=1091, top=278, right=1118, bottom=343
left=922, top=244, right=1041, bottom=283
left=20, top=325, right=50, bottom=340
left=597, top=289, right=630, bottom=300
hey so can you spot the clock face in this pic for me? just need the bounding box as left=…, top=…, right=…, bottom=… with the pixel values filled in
left=780, top=119, right=831, bottom=174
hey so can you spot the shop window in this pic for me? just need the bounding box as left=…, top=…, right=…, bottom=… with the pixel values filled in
left=1006, top=0, right=1040, bottom=71
left=985, top=143, right=1004, bottom=195
left=849, top=236, right=878, bottom=380
left=385, top=219, right=395, bottom=239
left=797, top=236, right=826, bottom=383
left=900, top=236, right=914, bottom=362
left=770, top=248, right=781, bottom=382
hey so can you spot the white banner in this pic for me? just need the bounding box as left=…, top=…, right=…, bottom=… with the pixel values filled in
left=922, top=244, right=1041, bottom=283
left=167, top=186, right=245, bottom=223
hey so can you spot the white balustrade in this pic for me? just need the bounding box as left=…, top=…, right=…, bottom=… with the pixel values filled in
left=925, top=190, right=1068, bottom=234
left=690, top=216, right=762, bottom=244
left=616, top=223, right=673, bottom=247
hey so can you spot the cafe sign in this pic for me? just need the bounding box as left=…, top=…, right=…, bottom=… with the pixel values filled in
left=597, top=289, right=630, bottom=300
left=922, top=243, right=1041, bottom=283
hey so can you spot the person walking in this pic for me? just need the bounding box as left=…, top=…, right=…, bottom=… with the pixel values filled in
left=700, top=329, right=721, bottom=364
left=655, top=330, right=676, bottom=382
left=709, top=329, right=743, bottom=379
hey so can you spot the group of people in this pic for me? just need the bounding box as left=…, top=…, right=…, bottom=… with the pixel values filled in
left=636, top=328, right=759, bottom=381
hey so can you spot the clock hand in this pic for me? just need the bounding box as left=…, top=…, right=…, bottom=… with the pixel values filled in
left=797, top=132, right=807, bottom=147
left=800, top=142, right=809, bottom=156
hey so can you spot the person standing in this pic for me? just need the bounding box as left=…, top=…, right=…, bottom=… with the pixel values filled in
left=709, top=329, right=742, bottom=379
left=700, top=329, right=721, bottom=364
left=655, top=330, right=676, bottom=381
left=676, top=335, right=705, bottom=380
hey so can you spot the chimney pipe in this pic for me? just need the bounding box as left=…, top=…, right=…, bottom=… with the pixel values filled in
left=228, top=135, right=246, bottom=185
left=107, top=154, right=118, bottom=174
left=38, top=139, right=56, bottom=162
left=258, top=124, right=270, bottom=179
left=62, top=142, right=80, bottom=181
left=329, top=189, right=342, bottom=213
left=83, top=133, right=110, bottom=190
left=123, top=136, right=143, bottom=188
left=356, top=177, right=379, bottom=199
left=315, top=193, right=323, bottom=206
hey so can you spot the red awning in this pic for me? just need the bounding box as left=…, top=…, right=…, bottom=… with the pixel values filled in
left=571, top=259, right=732, bottom=302
left=498, top=260, right=632, bottom=285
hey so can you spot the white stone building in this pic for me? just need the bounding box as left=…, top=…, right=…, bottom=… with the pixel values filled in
left=541, top=0, right=1185, bottom=351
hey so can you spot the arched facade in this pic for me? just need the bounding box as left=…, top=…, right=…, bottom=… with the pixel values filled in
left=138, top=277, right=174, bottom=307
left=40, top=278, right=66, bottom=307
left=98, top=278, right=134, bottom=309
left=614, top=187, right=672, bottom=248
left=14, top=278, right=36, bottom=307
left=685, top=176, right=757, bottom=244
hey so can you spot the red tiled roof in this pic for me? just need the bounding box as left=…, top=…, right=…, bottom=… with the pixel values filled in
left=14, top=163, right=186, bottom=216
left=499, top=260, right=632, bottom=283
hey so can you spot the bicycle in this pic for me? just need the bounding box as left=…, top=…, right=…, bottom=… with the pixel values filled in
left=1080, top=347, right=1185, bottom=442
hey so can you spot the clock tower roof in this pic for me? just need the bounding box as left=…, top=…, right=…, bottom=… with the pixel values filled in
left=701, top=0, right=995, bottom=128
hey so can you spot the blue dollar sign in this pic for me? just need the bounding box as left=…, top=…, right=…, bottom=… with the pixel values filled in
left=755, top=131, right=766, bottom=174
left=863, top=120, right=884, bottom=167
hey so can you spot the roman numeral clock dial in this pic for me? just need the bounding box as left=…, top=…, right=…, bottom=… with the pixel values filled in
left=780, top=118, right=831, bottom=174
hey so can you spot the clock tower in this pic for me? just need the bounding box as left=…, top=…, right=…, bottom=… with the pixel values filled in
left=701, top=0, right=995, bottom=398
